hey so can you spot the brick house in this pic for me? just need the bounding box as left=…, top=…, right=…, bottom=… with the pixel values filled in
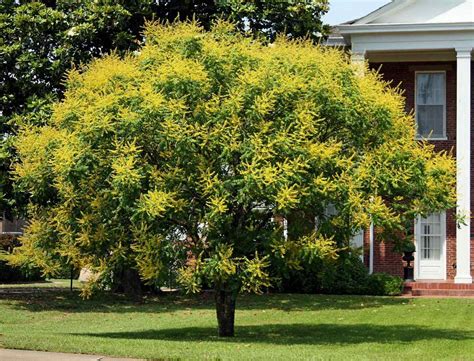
left=333, top=0, right=474, bottom=284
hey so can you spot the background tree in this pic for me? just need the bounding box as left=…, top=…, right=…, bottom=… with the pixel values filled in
left=0, top=0, right=329, bottom=215
left=12, top=21, right=455, bottom=337
left=220, top=0, right=329, bottom=41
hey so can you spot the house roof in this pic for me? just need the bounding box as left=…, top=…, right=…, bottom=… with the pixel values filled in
left=349, top=0, right=474, bottom=25
left=341, top=0, right=398, bottom=25
left=325, top=26, right=346, bottom=47
left=337, top=0, right=474, bottom=50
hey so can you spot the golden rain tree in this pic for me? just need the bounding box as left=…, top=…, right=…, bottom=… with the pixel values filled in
left=12, top=21, right=455, bottom=337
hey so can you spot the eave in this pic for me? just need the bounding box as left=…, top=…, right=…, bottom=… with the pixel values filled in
left=339, top=22, right=474, bottom=35
left=338, top=22, right=474, bottom=53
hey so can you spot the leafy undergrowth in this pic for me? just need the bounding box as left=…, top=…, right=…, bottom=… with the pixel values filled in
left=0, top=286, right=472, bottom=360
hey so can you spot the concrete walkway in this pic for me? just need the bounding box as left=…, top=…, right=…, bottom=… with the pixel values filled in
left=0, top=349, right=143, bottom=361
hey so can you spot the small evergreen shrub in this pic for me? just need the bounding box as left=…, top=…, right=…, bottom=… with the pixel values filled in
left=366, top=272, right=404, bottom=296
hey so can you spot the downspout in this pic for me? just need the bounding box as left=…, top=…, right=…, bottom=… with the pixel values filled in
left=369, top=223, right=374, bottom=274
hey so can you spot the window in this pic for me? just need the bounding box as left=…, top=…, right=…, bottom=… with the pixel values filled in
left=315, top=204, right=364, bottom=259
left=419, top=213, right=443, bottom=261
left=351, top=228, right=364, bottom=250
left=415, top=72, right=446, bottom=139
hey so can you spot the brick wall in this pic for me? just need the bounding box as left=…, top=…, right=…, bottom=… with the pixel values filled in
left=367, top=61, right=474, bottom=280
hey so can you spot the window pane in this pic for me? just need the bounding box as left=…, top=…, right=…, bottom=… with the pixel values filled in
left=416, top=73, right=445, bottom=138
left=351, top=229, right=364, bottom=249
left=421, top=235, right=441, bottom=260
left=422, top=224, right=431, bottom=235
left=417, top=73, right=445, bottom=105
left=420, top=213, right=443, bottom=261
left=421, top=223, right=440, bottom=235
left=417, top=105, right=444, bottom=138
left=427, top=213, right=441, bottom=223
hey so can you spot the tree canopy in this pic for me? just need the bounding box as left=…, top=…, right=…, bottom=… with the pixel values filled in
left=12, top=21, right=455, bottom=337
left=0, top=0, right=329, bottom=216
left=1, top=0, right=329, bottom=116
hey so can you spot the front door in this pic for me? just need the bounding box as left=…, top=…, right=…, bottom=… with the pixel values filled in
left=415, top=212, right=446, bottom=280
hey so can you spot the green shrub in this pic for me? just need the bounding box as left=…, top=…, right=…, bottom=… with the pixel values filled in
left=0, top=260, right=43, bottom=283
left=393, top=238, right=416, bottom=253
left=275, top=251, right=370, bottom=295
left=0, top=235, right=43, bottom=283
left=275, top=251, right=404, bottom=296
left=276, top=260, right=325, bottom=294
left=366, top=272, right=404, bottom=296
left=320, top=252, right=369, bottom=295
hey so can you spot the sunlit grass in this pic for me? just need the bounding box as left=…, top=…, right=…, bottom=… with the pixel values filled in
left=0, top=286, right=473, bottom=360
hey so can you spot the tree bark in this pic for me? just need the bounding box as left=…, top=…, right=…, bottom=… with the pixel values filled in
left=215, top=289, right=237, bottom=337
left=112, top=267, right=143, bottom=298
left=121, top=267, right=143, bottom=298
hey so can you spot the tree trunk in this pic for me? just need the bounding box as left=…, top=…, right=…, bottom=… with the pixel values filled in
left=112, top=267, right=143, bottom=298
left=215, top=289, right=237, bottom=337
left=121, top=268, right=143, bottom=298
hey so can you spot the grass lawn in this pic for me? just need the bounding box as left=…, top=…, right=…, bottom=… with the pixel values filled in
left=0, top=278, right=81, bottom=289
left=0, top=282, right=473, bottom=360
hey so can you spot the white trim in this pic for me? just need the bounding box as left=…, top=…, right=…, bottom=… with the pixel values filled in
left=351, top=32, right=474, bottom=53
left=338, top=3, right=474, bottom=55
left=343, top=27, right=474, bottom=54
left=414, top=70, right=447, bottom=141
left=414, top=212, right=447, bottom=281
left=456, top=47, right=474, bottom=57
left=415, top=137, right=448, bottom=141
left=369, top=223, right=374, bottom=275
left=340, top=22, right=474, bottom=35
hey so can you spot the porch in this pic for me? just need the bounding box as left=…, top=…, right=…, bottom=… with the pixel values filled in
left=339, top=16, right=474, bottom=284
left=404, top=280, right=474, bottom=297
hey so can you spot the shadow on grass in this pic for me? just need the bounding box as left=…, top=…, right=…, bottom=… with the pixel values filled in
left=1, top=290, right=410, bottom=314
left=74, top=323, right=474, bottom=345
left=0, top=280, right=52, bottom=286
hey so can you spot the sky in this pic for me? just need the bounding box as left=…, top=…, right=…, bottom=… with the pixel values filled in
left=322, top=0, right=391, bottom=25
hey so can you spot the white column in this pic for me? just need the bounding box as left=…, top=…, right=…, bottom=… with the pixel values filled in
left=351, top=50, right=366, bottom=76
left=455, top=48, right=473, bottom=284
